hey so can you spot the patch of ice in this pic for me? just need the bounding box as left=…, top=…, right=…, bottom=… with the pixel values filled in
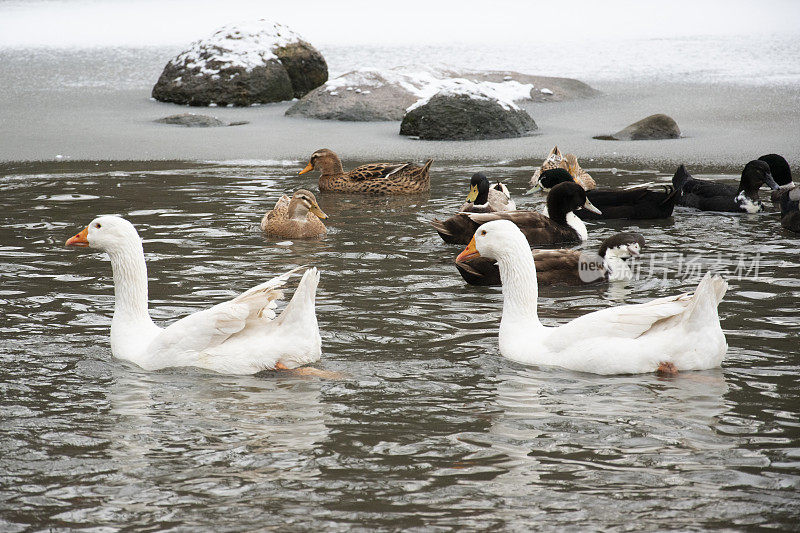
left=170, top=20, right=303, bottom=75
left=540, top=88, right=554, bottom=95
left=329, top=91, right=339, bottom=96
left=406, top=78, right=533, bottom=112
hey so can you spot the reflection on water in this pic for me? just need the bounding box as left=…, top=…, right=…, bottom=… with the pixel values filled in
left=0, top=160, right=798, bottom=530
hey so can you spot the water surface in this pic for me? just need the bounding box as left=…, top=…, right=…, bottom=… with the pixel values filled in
left=1, top=160, right=798, bottom=530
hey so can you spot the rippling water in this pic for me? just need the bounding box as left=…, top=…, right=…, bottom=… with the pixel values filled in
left=1, top=159, right=799, bottom=530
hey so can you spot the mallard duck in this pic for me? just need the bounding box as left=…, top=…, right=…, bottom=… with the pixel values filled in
left=431, top=181, right=601, bottom=245
left=459, top=172, right=516, bottom=213
left=299, top=148, right=432, bottom=194
left=456, top=220, right=727, bottom=374
left=673, top=160, right=779, bottom=213
left=455, top=232, right=645, bottom=286
left=261, top=189, right=328, bottom=238
left=529, top=145, right=564, bottom=189
left=534, top=167, right=681, bottom=220
left=65, top=215, right=322, bottom=375
left=778, top=186, right=800, bottom=232
left=561, top=153, right=596, bottom=190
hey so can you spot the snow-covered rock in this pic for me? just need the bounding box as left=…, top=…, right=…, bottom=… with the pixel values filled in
left=286, top=67, right=598, bottom=121
left=399, top=80, right=538, bottom=141
left=152, top=20, right=327, bottom=106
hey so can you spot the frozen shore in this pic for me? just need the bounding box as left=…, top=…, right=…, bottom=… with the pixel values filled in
left=1, top=47, right=799, bottom=171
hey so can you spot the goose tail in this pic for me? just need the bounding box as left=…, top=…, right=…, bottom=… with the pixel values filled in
left=682, top=272, right=727, bottom=330
left=272, top=268, right=322, bottom=367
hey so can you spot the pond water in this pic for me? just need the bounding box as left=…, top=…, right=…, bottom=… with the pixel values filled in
left=1, top=159, right=798, bottom=530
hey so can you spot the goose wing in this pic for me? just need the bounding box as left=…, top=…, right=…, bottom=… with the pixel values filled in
left=146, top=267, right=302, bottom=356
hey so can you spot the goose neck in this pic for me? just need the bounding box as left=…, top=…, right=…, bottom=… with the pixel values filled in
left=496, top=242, right=541, bottom=324
left=107, top=240, right=151, bottom=325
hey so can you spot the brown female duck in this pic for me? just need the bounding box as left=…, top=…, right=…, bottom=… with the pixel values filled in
left=261, top=189, right=328, bottom=238
left=299, top=148, right=433, bottom=194
left=562, top=153, right=597, bottom=190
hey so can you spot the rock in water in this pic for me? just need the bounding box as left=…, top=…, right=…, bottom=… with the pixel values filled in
left=399, top=80, right=538, bottom=140
left=603, top=114, right=682, bottom=141
left=286, top=67, right=598, bottom=122
left=154, top=114, right=248, bottom=127
left=152, top=20, right=327, bottom=106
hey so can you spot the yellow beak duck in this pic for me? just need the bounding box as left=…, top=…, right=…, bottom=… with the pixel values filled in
left=261, top=189, right=328, bottom=238
left=299, top=148, right=433, bottom=194
left=457, top=219, right=727, bottom=375
left=460, top=172, right=516, bottom=213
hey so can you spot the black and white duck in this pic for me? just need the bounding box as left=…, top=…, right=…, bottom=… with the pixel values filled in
left=673, top=160, right=779, bottom=213
left=455, top=232, right=645, bottom=286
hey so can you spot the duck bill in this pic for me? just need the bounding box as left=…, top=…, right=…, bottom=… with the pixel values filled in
left=526, top=183, right=543, bottom=195
left=456, top=236, right=480, bottom=262
left=583, top=197, right=602, bottom=214
left=465, top=184, right=479, bottom=203
left=309, top=204, right=328, bottom=220
left=763, top=171, right=780, bottom=191
left=65, top=226, right=89, bottom=247
left=299, top=163, right=314, bottom=175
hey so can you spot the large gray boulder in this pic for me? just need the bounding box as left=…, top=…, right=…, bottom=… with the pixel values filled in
left=286, top=67, right=598, bottom=121
left=600, top=114, right=682, bottom=141
left=399, top=81, right=538, bottom=140
left=152, top=20, right=327, bottom=107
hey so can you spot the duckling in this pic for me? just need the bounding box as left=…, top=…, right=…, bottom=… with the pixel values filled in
left=778, top=186, right=800, bottom=232
left=459, top=172, right=516, bottom=213
left=455, top=232, right=645, bottom=286
left=261, top=189, right=328, bottom=238
left=533, top=167, right=681, bottom=220
left=674, top=160, right=779, bottom=213
left=561, top=153, right=596, bottom=190
left=431, top=181, right=601, bottom=245
left=299, top=148, right=432, bottom=194
left=529, top=145, right=564, bottom=190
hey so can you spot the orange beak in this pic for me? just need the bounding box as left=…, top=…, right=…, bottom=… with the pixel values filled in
left=456, top=235, right=480, bottom=262
left=299, top=162, right=314, bottom=175
left=66, top=226, right=90, bottom=247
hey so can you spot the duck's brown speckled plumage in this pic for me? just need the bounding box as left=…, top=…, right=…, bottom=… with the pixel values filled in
left=561, top=153, right=596, bottom=190
left=300, top=148, right=432, bottom=194
left=529, top=145, right=564, bottom=187
left=261, top=189, right=327, bottom=238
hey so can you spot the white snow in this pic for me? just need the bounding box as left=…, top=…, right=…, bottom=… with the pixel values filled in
left=540, top=88, right=554, bottom=95
left=322, top=67, right=534, bottom=111
left=406, top=78, right=533, bottom=112
left=170, top=20, right=304, bottom=76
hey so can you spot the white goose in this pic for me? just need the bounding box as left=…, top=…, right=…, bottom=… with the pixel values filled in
left=65, top=215, right=322, bottom=375
left=457, top=220, right=728, bottom=374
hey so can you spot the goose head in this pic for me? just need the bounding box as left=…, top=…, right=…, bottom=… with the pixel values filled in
left=456, top=219, right=527, bottom=263
left=740, top=160, right=779, bottom=195
left=465, top=172, right=491, bottom=205
left=546, top=181, right=601, bottom=222
left=65, top=215, right=140, bottom=252
left=288, top=189, right=328, bottom=220
left=299, top=148, right=343, bottom=176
